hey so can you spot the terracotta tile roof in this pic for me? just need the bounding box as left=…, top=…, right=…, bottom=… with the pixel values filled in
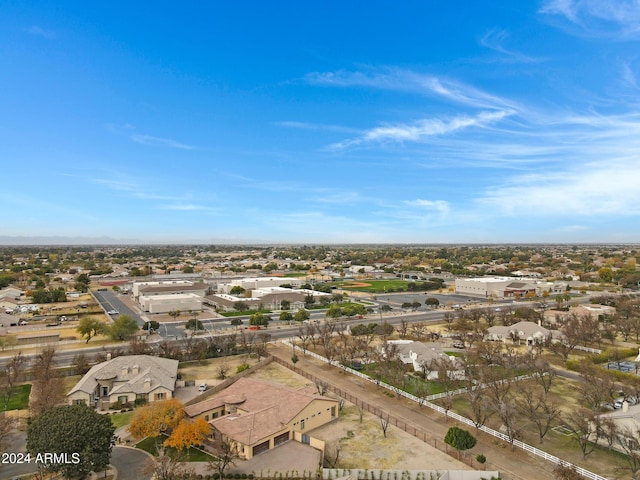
left=183, top=396, right=226, bottom=417
left=191, top=377, right=336, bottom=444
left=212, top=405, right=288, bottom=445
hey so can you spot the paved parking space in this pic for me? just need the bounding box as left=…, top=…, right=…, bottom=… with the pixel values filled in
left=230, top=441, right=321, bottom=475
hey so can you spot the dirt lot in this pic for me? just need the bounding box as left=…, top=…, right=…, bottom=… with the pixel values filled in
left=178, top=354, right=260, bottom=384
left=311, top=403, right=469, bottom=471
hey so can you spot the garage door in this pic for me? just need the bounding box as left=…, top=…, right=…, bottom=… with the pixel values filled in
left=274, top=432, right=289, bottom=446
left=253, top=440, right=270, bottom=456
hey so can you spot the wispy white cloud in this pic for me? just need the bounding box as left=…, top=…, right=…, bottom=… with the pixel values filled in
left=259, top=211, right=398, bottom=243
left=477, top=158, right=640, bottom=216
left=275, top=121, right=359, bottom=134
left=105, top=123, right=196, bottom=150
left=540, top=0, right=640, bottom=38
left=27, top=26, right=56, bottom=39
left=559, top=225, right=588, bottom=232
left=305, top=68, right=518, bottom=110
left=621, top=61, right=638, bottom=88
left=329, top=110, right=514, bottom=150
left=405, top=199, right=451, bottom=215
left=89, top=177, right=138, bottom=192
left=539, top=0, right=580, bottom=23
left=479, top=29, right=544, bottom=63
left=130, top=134, right=196, bottom=150
left=308, top=191, right=363, bottom=205
left=159, top=204, right=219, bottom=212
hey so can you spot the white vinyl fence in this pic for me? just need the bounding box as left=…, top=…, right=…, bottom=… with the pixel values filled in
left=285, top=340, right=608, bottom=480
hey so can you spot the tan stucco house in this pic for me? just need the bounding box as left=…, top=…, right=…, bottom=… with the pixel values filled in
left=67, top=354, right=178, bottom=410
left=184, top=377, right=339, bottom=459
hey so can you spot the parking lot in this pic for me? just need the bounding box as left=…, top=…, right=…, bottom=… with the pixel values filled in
left=375, top=292, right=489, bottom=309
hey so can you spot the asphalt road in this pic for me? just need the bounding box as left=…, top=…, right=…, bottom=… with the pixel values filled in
left=112, top=446, right=152, bottom=480
left=0, top=294, right=598, bottom=371
left=0, top=430, right=152, bottom=480
left=92, top=290, right=145, bottom=327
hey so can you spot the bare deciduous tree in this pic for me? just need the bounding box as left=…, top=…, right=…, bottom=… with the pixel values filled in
left=615, top=426, right=640, bottom=478
left=442, top=311, right=455, bottom=332
left=217, top=363, right=230, bottom=380
left=563, top=408, right=600, bottom=459
left=379, top=413, right=390, bottom=437
left=324, top=442, right=341, bottom=468
left=72, top=352, right=91, bottom=376
left=30, top=347, right=65, bottom=417
left=495, top=393, right=521, bottom=449
left=296, top=324, right=315, bottom=354
left=0, top=414, right=16, bottom=455
left=143, top=447, right=195, bottom=480
left=208, top=432, right=240, bottom=477
left=315, top=380, right=329, bottom=396
left=517, top=382, right=561, bottom=444
left=577, top=363, right=615, bottom=411
left=0, top=353, right=26, bottom=410
left=398, top=319, right=410, bottom=338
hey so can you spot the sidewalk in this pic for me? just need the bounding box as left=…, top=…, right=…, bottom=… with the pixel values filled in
left=269, top=344, right=558, bottom=480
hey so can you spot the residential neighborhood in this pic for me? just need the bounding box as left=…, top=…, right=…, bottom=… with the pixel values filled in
left=0, top=244, right=639, bottom=479
left=4, top=0, right=640, bottom=478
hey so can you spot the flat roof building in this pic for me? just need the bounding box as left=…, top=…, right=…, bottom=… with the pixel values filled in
left=139, top=293, right=203, bottom=314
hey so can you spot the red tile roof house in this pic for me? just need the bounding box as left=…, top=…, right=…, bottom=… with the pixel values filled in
left=184, top=377, right=339, bottom=459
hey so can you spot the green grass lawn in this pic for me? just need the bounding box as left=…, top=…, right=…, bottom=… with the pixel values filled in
left=359, top=363, right=460, bottom=396
left=333, top=279, right=411, bottom=293
left=135, top=435, right=216, bottom=462
left=0, top=384, right=31, bottom=411
left=220, top=309, right=272, bottom=317
left=444, top=376, right=632, bottom=480
left=110, top=411, right=134, bottom=429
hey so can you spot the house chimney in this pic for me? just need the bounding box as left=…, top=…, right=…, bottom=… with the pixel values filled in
left=144, top=378, right=151, bottom=390
left=106, top=353, right=112, bottom=361
left=623, top=401, right=629, bottom=413
left=132, top=365, right=139, bottom=375
left=122, top=366, right=129, bottom=376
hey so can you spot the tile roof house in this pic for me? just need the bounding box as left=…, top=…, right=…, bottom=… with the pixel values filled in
left=386, top=340, right=462, bottom=379
left=67, top=355, right=178, bottom=410
left=596, top=402, right=640, bottom=454
left=486, top=321, right=564, bottom=345
left=0, top=287, right=24, bottom=300
left=185, top=377, right=339, bottom=459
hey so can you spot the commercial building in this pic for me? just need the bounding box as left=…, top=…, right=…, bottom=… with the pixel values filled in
left=454, top=276, right=566, bottom=299
left=138, top=293, right=203, bottom=314
left=132, top=280, right=194, bottom=298
left=217, top=277, right=303, bottom=294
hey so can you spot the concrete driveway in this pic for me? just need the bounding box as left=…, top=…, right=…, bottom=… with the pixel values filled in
left=229, top=441, right=321, bottom=476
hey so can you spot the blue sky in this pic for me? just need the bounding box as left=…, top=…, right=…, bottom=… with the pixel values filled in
left=2, top=1, right=640, bottom=244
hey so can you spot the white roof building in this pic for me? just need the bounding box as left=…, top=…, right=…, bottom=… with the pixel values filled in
left=218, top=277, right=303, bottom=294
left=138, top=293, right=203, bottom=314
